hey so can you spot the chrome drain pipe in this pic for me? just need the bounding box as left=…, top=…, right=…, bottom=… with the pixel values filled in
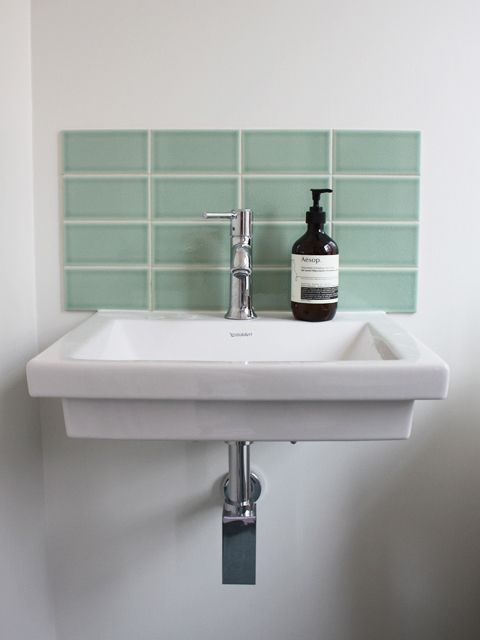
left=222, top=441, right=261, bottom=585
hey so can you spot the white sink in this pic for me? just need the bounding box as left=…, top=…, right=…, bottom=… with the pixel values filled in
left=26, top=311, right=449, bottom=441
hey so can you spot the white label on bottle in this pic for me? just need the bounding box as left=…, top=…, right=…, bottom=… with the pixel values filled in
left=291, top=254, right=339, bottom=304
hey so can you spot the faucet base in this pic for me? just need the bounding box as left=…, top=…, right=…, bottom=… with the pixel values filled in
left=225, top=307, right=257, bottom=320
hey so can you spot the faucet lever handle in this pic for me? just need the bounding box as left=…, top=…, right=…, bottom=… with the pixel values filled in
left=202, top=211, right=237, bottom=220
left=202, top=209, right=253, bottom=237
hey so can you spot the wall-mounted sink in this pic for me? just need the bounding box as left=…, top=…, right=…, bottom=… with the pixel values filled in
left=26, top=311, right=448, bottom=441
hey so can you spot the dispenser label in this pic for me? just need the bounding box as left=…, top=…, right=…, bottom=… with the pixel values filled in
left=291, top=254, right=339, bottom=304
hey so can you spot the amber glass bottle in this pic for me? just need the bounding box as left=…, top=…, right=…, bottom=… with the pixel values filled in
left=291, top=189, right=339, bottom=322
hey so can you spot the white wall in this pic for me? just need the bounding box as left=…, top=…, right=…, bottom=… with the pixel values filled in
left=31, top=1, right=480, bottom=639
left=0, top=1, right=54, bottom=638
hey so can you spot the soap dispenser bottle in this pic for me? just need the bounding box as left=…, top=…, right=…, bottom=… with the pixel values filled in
left=291, top=188, right=339, bottom=322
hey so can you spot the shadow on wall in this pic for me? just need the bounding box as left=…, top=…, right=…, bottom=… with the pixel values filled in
left=0, top=372, right=48, bottom=636
left=340, top=400, right=480, bottom=640
left=40, top=389, right=480, bottom=640
left=0, top=371, right=42, bottom=473
left=40, top=398, right=227, bottom=636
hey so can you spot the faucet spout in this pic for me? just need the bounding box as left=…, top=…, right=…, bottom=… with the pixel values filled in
left=231, top=242, right=252, bottom=278
left=226, top=247, right=256, bottom=319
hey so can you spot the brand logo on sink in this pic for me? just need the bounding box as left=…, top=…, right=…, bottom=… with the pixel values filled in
left=229, top=332, right=253, bottom=338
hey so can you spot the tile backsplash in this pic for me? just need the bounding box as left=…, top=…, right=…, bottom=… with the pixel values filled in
left=62, top=129, right=420, bottom=312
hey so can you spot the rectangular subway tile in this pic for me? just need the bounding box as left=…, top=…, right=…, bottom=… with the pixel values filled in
left=333, top=224, right=418, bottom=267
left=254, top=223, right=305, bottom=266
left=243, top=130, right=330, bottom=174
left=61, top=129, right=421, bottom=314
left=63, top=130, right=148, bottom=173
left=153, top=269, right=229, bottom=311
left=153, top=223, right=230, bottom=266
left=253, top=269, right=291, bottom=311
left=64, top=177, right=148, bottom=220
left=152, top=130, right=239, bottom=173
left=243, top=177, right=331, bottom=221
left=64, top=224, right=148, bottom=265
left=64, top=269, right=149, bottom=310
left=333, top=177, right=419, bottom=221
left=334, top=130, right=420, bottom=175
left=153, top=177, right=239, bottom=220
left=338, top=269, right=417, bottom=312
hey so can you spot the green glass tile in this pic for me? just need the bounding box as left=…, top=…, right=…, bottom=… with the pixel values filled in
left=333, top=177, right=419, bottom=221
left=63, top=131, right=148, bottom=173
left=152, top=130, right=239, bottom=173
left=253, top=270, right=291, bottom=311
left=338, top=269, right=417, bottom=312
left=64, top=177, right=148, bottom=220
left=59, top=129, right=423, bottom=314
left=334, top=130, right=420, bottom=175
left=254, top=223, right=305, bottom=266
left=64, top=224, right=148, bottom=265
left=153, top=177, right=239, bottom=220
left=244, top=177, right=331, bottom=221
left=153, top=223, right=230, bottom=266
left=243, top=130, right=330, bottom=174
left=332, top=224, right=418, bottom=267
left=153, top=270, right=229, bottom=311
left=64, top=269, right=149, bottom=310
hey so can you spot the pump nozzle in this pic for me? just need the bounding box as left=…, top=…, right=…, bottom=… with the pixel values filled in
left=311, top=188, right=333, bottom=207
left=306, top=188, right=333, bottom=224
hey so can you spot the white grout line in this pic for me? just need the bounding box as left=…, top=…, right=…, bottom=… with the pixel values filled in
left=64, top=220, right=148, bottom=225
left=239, top=131, right=244, bottom=208
left=331, top=129, right=335, bottom=177
left=63, top=265, right=418, bottom=273
left=253, top=265, right=418, bottom=272
left=61, top=172, right=420, bottom=179
left=150, top=173, right=242, bottom=178
left=151, top=265, right=229, bottom=271
left=64, top=265, right=149, bottom=270
left=62, top=173, right=149, bottom=178
left=63, top=219, right=418, bottom=226
left=331, top=220, right=419, bottom=226
left=147, top=129, right=154, bottom=311
left=330, top=129, right=335, bottom=224
left=331, top=174, right=420, bottom=179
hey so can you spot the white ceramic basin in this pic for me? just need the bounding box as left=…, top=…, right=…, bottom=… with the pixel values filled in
left=26, top=311, right=449, bottom=441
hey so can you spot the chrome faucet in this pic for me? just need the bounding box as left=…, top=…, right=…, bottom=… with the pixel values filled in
left=202, top=209, right=256, bottom=320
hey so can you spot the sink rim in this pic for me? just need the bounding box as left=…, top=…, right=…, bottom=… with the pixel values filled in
left=65, top=310, right=418, bottom=363
left=26, top=311, right=449, bottom=403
